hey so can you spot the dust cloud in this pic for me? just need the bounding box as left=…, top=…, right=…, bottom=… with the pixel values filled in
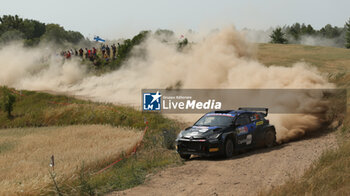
left=0, top=26, right=336, bottom=142
left=241, top=28, right=344, bottom=47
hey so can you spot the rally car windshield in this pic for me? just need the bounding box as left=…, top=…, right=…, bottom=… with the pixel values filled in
left=194, top=115, right=234, bottom=127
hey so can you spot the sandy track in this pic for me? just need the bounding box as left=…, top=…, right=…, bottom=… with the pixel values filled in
left=111, top=133, right=337, bottom=196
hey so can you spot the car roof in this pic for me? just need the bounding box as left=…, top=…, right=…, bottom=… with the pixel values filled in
left=206, top=110, right=255, bottom=116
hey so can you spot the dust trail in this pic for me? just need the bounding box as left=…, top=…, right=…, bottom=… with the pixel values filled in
left=241, top=28, right=344, bottom=47
left=0, top=26, right=336, bottom=142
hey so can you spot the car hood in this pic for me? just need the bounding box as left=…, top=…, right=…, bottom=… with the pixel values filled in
left=181, top=126, right=223, bottom=139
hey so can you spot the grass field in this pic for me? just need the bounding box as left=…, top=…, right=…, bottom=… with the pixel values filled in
left=257, top=43, right=350, bottom=87
left=0, top=125, right=142, bottom=195
left=0, top=89, right=184, bottom=195
left=257, top=43, right=350, bottom=196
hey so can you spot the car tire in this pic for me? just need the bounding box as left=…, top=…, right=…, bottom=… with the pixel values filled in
left=264, top=129, right=276, bottom=148
left=224, top=138, right=234, bottom=158
left=179, top=153, right=191, bottom=160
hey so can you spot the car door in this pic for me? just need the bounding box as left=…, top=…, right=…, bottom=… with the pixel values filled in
left=249, top=113, right=265, bottom=145
left=235, top=114, right=256, bottom=148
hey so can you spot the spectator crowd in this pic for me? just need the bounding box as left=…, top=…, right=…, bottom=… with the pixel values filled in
left=60, top=43, right=119, bottom=65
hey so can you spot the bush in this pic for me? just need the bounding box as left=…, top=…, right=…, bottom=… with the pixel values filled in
left=162, top=128, right=177, bottom=150
left=1, top=87, right=16, bottom=118
left=177, top=38, right=188, bottom=50
left=0, top=29, right=24, bottom=43
left=270, top=27, right=288, bottom=44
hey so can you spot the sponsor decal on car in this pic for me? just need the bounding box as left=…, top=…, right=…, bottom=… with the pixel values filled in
left=194, top=126, right=210, bottom=132
left=209, top=148, right=219, bottom=152
left=256, top=120, right=263, bottom=126
left=238, top=134, right=252, bottom=145
left=206, top=113, right=235, bottom=117
left=188, top=131, right=200, bottom=136
left=237, top=126, right=248, bottom=135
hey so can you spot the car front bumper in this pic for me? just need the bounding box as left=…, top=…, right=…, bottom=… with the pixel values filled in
left=176, top=139, right=223, bottom=156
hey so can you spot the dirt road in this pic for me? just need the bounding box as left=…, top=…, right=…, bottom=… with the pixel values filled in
left=111, top=132, right=337, bottom=196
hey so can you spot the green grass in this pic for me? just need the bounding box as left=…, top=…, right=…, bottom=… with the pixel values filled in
left=0, top=89, right=176, bottom=130
left=77, top=145, right=182, bottom=194
left=0, top=88, right=185, bottom=195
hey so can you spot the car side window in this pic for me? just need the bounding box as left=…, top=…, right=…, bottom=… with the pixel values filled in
left=236, top=115, right=250, bottom=126
left=250, top=113, right=260, bottom=122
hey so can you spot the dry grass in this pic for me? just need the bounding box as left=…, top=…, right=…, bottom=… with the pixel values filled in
left=257, top=43, right=350, bottom=71
left=0, top=125, right=142, bottom=195
left=0, top=89, right=183, bottom=194
left=259, top=126, right=350, bottom=196
left=257, top=43, right=350, bottom=88
left=258, top=43, right=350, bottom=119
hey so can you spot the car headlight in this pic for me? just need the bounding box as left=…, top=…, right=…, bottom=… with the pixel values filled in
left=208, top=133, right=221, bottom=139
left=177, top=131, right=184, bottom=139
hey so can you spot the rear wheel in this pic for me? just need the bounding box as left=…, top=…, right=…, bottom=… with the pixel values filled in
left=224, top=138, right=234, bottom=158
left=264, top=129, right=276, bottom=147
left=179, top=153, right=191, bottom=160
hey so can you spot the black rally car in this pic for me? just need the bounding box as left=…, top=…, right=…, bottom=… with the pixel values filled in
left=175, top=108, right=276, bottom=159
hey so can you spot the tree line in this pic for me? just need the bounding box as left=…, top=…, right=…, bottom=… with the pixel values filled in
left=0, top=15, right=84, bottom=46
left=3, top=14, right=349, bottom=49
left=270, top=18, right=350, bottom=48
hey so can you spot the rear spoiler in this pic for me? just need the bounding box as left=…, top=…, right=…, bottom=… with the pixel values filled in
left=238, top=107, right=269, bottom=116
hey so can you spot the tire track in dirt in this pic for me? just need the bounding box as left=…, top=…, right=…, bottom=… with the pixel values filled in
left=111, top=132, right=337, bottom=196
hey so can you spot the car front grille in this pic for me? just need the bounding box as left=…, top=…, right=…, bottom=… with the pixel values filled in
left=179, top=141, right=204, bottom=151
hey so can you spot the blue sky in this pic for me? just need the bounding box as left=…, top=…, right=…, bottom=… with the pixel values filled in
left=0, top=0, right=349, bottom=39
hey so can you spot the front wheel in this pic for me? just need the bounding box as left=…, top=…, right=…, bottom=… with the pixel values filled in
left=224, top=138, right=234, bottom=158
left=179, top=153, right=191, bottom=160
left=264, top=129, right=276, bottom=148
